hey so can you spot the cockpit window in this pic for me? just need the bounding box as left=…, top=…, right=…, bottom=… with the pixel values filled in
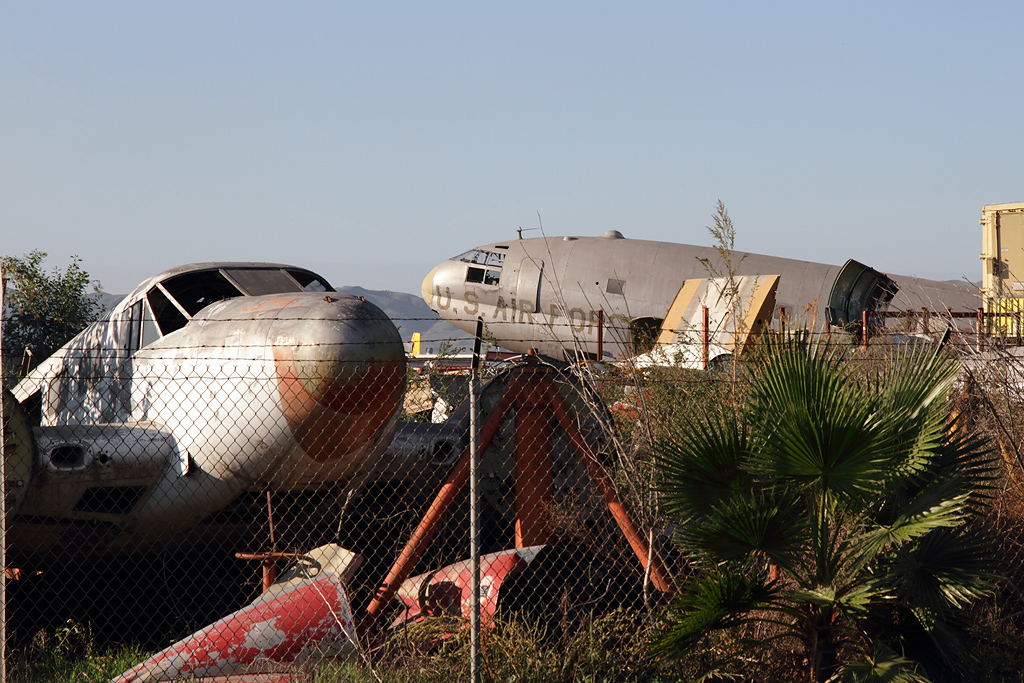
left=287, top=269, right=334, bottom=292
left=225, top=269, right=304, bottom=296
left=148, top=286, right=189, bottom=336
left=161, top=270, right=244, bottom=317
left=455, top=249, right=505, bottom=271
left=453, top=250, right=489, bottom=265
left=466, top=266, right=501, bottom=286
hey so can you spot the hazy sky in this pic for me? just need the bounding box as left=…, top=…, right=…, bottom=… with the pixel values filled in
left=3, top=2, right=1021, bottom=296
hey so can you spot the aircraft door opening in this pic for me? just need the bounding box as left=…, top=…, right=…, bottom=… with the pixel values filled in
left=516, top=258, right=543, bottom=316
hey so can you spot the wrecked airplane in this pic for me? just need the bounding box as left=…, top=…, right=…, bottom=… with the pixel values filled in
left=422, top=231, right=979, bottom=362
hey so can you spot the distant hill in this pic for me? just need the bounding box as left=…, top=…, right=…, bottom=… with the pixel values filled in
left=97, top=292, right=125, bottom=311
left=99, top=288, right=473, bottom=352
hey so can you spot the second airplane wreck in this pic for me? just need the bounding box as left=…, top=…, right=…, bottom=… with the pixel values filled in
left=421, top=231, right=981, bottom=362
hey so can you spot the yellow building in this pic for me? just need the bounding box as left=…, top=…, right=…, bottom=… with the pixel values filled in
left=981, top=202, right=1024, bottom=337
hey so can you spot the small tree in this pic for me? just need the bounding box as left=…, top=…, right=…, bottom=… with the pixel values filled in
left=655, top=341, right=997, bottom=682
left=2, top=250, right=102, bottom=385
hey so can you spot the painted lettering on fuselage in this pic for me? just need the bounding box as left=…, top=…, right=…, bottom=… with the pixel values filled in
left=464, top=290, right=480, bottom=316
left=434, top=286, right=452, bottom=310
left=443, top=293, right=627, bottom=340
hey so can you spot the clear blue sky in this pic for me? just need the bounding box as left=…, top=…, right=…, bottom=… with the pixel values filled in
left=2, top=2, right=1021, bottom=295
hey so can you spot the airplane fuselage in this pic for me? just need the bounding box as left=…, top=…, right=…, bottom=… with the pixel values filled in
left=9, top=263, right=406, bottom=560
left=421, top=231, right=980, bottom=361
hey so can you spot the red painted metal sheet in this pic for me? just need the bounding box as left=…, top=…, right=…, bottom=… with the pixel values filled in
left=390, top=546, right=545, bottom=629
left=178, top=676, right=295, bottom=683
left=114, top=567, right=357, bottom=682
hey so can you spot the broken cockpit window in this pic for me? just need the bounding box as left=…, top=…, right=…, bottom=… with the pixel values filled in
left=454, top=249, right=506, bottom=269
left=457, top=249, right=504, bottom=285
left=161, top=270, right=244, bottom=317
left=147, top=286, right=189, bottom=336
left=224, top=268, right=335, bottom=295
left=454, top=250, right=488, bottom=265
left=287, top=269, right=333, bottom=292
left=225, top=269, right=305, bottom=296
left=125, top=299, right=161, bottom=352
left=466, top=266, right=501, bottom=285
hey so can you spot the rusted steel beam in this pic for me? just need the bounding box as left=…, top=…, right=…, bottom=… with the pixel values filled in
left=541, top=377, right=675, bottom=594
left=513, top=366, right=555, bottom=548
left=234, top=552, right=308, bottom=592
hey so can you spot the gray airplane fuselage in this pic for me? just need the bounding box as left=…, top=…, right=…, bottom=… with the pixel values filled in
left=421, top=231, right=980, bottom=361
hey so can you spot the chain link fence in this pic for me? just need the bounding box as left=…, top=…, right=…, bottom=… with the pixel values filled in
left=3, top=300, right=1024, bottom=681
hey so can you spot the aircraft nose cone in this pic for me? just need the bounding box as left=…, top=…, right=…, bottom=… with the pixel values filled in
left=421, top=266, right=437, bottom=309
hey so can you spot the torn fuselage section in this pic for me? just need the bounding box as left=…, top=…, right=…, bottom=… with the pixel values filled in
left=826, top=258, right=899, bottom=329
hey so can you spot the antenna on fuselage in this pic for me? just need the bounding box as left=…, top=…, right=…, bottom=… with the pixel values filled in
left=516, top=227, right=539, bottom=240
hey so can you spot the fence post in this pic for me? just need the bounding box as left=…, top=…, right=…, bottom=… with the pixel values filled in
left=862, top=310, right=869, bottom=351
left=0, top=261, right=6, bottom=683
left=701, top=305, right=709, bottom=370
left=469, top=318, right=483, bottom=683
left=977, top=308, right=984, bottom=352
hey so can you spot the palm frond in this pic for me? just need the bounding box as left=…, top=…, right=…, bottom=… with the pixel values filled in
left=747, top=341, right=889, bottom=504
left=852, top=488, right=973, bottom=569
left=686, top=489, right=807, bottom=569
left=829, top=642, right=931, bottom=683
left=656, top=567, right=778, bottom=656
left=656, top=413, right=755, bottom=523
left=889, top=528, right=998, bottom=611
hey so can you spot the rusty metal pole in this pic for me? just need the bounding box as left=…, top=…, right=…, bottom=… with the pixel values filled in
left=469, top=318, right=483, bottom=683
left=264, top=491, right=277, bottom=590
left=543, top=380, right=674, bottom=593
left=701, top=305, right=709, bottom=370
left=596, top=309, right=604, bottom=361
left=862, top=311, right=869, bottom=351
left=977, top=308, right=985, bottom=352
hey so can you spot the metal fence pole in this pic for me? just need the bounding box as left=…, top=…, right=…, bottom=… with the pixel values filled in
left=701, top=305, right=709, bottom=370
left=977, top=308, right=985, bottom=352
left=469, top=318, right=483, bottom=683
left=1, top=262, right=7, bottom=683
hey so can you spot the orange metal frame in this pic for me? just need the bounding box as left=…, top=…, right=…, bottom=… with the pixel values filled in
left=358, top=357, right=674, bottom=638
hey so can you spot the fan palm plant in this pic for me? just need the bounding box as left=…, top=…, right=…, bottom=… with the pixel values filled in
left=655, top=340, right=997, bottom=683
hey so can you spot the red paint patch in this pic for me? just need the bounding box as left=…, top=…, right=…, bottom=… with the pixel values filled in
left=241, top=297, right=298, bottom=313
left=273, top=346, right=403, bottom=462
left=114, top=577, right=354, bottom=682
